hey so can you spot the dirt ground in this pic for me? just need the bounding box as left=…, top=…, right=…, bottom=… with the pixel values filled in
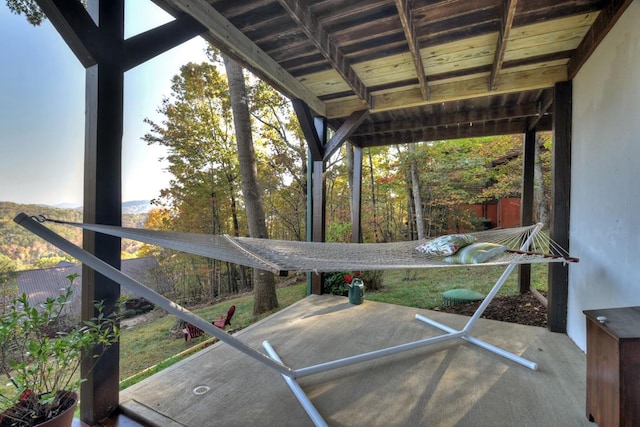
left=434, top=291, right=548, bottom=328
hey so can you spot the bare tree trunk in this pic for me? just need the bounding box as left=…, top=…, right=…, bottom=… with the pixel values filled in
left=346, top=143, right=354, bottom=214
left=408, top=144, right=425, bottom=239
left=223, top=54, right=278, bottom=314
left=367, top=148, right=382, bottom=242
left=534, top=134, right=549, bottom=226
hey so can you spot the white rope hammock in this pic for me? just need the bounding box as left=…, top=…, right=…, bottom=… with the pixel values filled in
left=25, top=215, right=577, bottom=275
left=13, top=213, right=578, bottom=427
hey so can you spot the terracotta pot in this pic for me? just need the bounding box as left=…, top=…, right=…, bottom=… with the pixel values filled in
left=36, top=392, right=77, bottom=427
left=1, top=392, right=78, bottom=427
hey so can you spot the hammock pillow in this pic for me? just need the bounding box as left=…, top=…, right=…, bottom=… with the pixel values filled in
left=415, top=234, right=477, bottom=256
left=443, top=242, right=508, bottom=264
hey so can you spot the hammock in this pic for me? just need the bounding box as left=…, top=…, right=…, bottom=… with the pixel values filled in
left=22, top=214, right=576, bottom=275
left=13, top=213, right=578, bottom=427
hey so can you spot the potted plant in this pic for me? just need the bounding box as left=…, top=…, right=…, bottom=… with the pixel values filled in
left=0, top=274, right=119, bottom=427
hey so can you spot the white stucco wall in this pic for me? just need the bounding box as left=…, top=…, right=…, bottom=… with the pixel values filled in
left=569, top=1, right=640, bottom=351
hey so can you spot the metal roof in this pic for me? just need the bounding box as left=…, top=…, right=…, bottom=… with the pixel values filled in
left=14, top=257, right=161, bottom=311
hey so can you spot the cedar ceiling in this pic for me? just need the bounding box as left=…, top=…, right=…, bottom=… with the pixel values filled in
left=152, top=0, right=630, bottom=148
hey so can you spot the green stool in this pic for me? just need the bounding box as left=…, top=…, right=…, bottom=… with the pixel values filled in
left=442, top=288, right=485, bottom=306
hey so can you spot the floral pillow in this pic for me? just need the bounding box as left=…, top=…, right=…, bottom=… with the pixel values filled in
left=415, top=234, right=477, bottom=256
left=443, top=242, right=508, bottom=264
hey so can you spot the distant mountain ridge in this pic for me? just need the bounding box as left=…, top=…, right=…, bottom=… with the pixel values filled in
left=122, top=200, right=153, bottom=214
left=0, top=201, right=152, bottom=269
left=49, top=200, right=153, bottom=214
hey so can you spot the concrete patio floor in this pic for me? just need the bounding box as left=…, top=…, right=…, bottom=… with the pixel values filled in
left=119, top=294, right=594, bottom=427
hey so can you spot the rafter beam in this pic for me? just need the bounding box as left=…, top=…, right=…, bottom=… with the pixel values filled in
left=394, top=0, right=429, bottom=100
left=490, top=0, right=518, bottom=90
left=164, top=0, right=326, bottom=115
left=326, top=65, right=567, bottom=119
left=276, top=0, right=371, bottom=107
left=323, top=110, right=369, bottom=161
left=353, top=103, right=540, bottom=137
left=567, top=0, right=634, bottom=79
left=356, top=117, right=552, bottom=147
left=36, top=0, right=99, bottom=68
left=123, top=14, right=206, bottom=71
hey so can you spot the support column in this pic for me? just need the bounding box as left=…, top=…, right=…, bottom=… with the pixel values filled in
left=548, top=81, right=572, bottom=332
left=81, top=1, right=123, bottom=423
left=518, top=129, right=535, bottom=293
left=292, top=100, right=328, bottom=294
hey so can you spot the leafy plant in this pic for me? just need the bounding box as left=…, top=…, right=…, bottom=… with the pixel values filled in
left=323, top=270, right=384, bottom=296
left=323, top=271, right=353, bottom=296
left=0, top=274, right=119, bottom=426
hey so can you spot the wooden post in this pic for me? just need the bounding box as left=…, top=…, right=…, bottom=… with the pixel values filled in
left=518, top=129, right=535, bottom=293
left=35, top=1, right=206, bottom=422
left=80, top=1, right=124, bottom=423
left=295, top=108, right=327, bottom=294
left=548, top=81, right=572, bottom=332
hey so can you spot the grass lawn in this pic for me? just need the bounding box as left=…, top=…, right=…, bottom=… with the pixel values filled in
left=367, top=264, right=548, bottom=309
left=118, top=264, right=548, bottom=389
left=119, top=283, right=308, bottom=387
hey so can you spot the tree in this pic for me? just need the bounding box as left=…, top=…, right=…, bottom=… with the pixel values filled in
left=222, top=54, right=278, bottom=314
left=144, top=60, right=247, bottom=301
left=534, top=133, right=551, bottom=226
left=5, top=0, right=46, bottom=25
left=408, top=144, right=425, bottom=239
left=249, top=80, right=308, bottom=240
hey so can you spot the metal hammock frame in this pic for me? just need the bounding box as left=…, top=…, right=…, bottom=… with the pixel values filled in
left=14, top=213, right=578, bottom=427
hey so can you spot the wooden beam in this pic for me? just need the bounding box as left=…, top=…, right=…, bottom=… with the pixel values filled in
left=528, top=90, right=553, bottom=131
left=567, top=0, right=634, bottom=79
left=323, top=110, right=369, bottom=161
left=35, top=0, right=99, bottom=68
left=292, top=99, right=324, bottom=161
left=326, top=65, right=568, bottom=119
left=357, top=120, right=537, bottom=147
left=310, top=117, right=327, bottom=294
left=548, top=81, right=572, bottom=333
left=490, top=0, right=518, bottom=90
left=394, top=0, right=429, bottom=100
left=80, top=1, right=124, bottom=423
left=164, top=0, right=326, bottom=115
left=353, top=103, right=539, bottom=137
left=311, top=158, right=325, bottom=295
left=518, top=128, right=535, bottom=294
left=276, top=0, right=371, bottom=107
left=123, top=14, right=206, bottom=71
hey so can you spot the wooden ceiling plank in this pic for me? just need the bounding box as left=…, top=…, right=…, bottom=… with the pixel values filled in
left=567, top=0, right=634, bottom=78
left=276, top=0, right=372, bottom=107
left=490, top=0, right=518, bottom=90
left=165, top=0, right=326, bottom=116
left=123, top=14, right=206, bottom=71
left=323, top=109, right=369, bottom=161
left=394, top=0, right=429, bottom=100
left=36, top=0, right=99, bottom=68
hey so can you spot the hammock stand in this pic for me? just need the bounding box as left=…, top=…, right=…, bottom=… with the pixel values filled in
left=14, top=213, right=576, bottom=427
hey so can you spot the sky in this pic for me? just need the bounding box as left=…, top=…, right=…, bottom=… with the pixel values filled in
left=0, top=2, right=209, bottom=206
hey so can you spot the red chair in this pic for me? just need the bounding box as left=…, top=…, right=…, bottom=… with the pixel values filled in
left=183, top=305, right=236, bottom=342
left=213, top=305, right=236, bottom=329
